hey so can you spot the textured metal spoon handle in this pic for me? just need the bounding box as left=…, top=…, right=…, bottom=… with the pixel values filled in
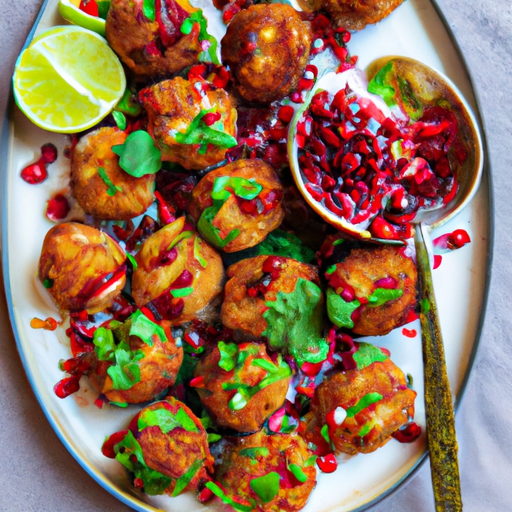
left=415, top=224, right=462, bottom=512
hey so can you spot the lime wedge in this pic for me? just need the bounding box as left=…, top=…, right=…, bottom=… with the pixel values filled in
left=58, top=0, right=106, bottom=36
left=13, top=26, right=126, bottom=134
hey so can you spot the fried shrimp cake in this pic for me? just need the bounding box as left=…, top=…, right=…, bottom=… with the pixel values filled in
left=139, top=77, right=237, bottom=170
left=71, top=127, right=155, bottom=220
left=189, top=159, right=284, bottom=252
left=323, top=241, right=417, bottom=336
left=131, top=217, right=225, bottom=324
left=38, top=222, right=126, bottom=313
left=105, top=0, right=202, bottom=79
left=87, top=314, right=183, bottom=405
left=213, top=430, right=317, bottom=512
left=221, top=255, right=321, bottom=339
left=306, top=342, right=417, bottom=455
left=193, top=341, right=291, bottom=432
left=221, top=3, right=312, bottom=103
left=103, top=397, right=214, bottom=496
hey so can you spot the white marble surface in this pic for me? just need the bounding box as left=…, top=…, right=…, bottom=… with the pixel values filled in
left=0, top=1, right=511, bottom=511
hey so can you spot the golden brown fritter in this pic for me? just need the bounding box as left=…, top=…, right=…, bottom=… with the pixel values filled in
left=189, top=159, right=284, bottom=252
left=194, top=341, right=291, bottom=432
left=326, top=243, right=417, bottom=336
left=87, top=320, right=183, bottom=405
left=132, top=398, right=214, bottom=495
left=71, top=127, right=155, bottom=220
left=306, top=354, right=416, bottom=455
left=105, top=0, right=202, bottom=79
left=221, top=255, right=321, bottom=338
left=302, top=0, right=404, bottom=31
left=139, top=77, right=237, bottom=171
left=38, top=222, right=126, bottom=313
left=131, top=217, right=225, bottom=324
left=214, top=430, right=317, bottom=512
left=221, top=3, right=312, bottom=103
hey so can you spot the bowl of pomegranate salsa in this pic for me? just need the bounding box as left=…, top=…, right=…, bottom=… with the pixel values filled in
left=289, top=56, right=482, bottom=241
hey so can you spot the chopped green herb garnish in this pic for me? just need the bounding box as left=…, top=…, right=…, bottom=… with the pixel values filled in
left=288, top=463, right=308, bottom=483
left=112, top=110, right=127, bottom=131
left=367, top=287, right=403, bottom=307
left=207, top=433, right=222, bottom=443
left=107, top=345, right=144, bottom=390
left=138, top=406, right=199, bottom=434
left=239, top=447, right=270, bottom=459
left=218, top=341, right=239, bottom=372
left=320, top=424, right=331, bottom=445
left=326, top=288, right=360, bottom=329
left=128, top=309, right=166, bottom=346
left=193, top=236, right=208, bottom=268
left=170, top=287, right=194, bottom=298
left=262, top=278, right=329, bottom=366
left=250, top=472, right=280, bottom=503
left=172, top=458, right=203, bottom=497
left=346, top=392, right=383, bottom=418
left=114, top=430, right=172, bottom=495
left=205, top=482, right=253, bottom=512
left=43, top=278, right=54, bottom=289
left=126, top=252, right=138, bottom=270
left=180, top=10, right=220, bottom=64
left=352, top=342, right=388, bottom=370
left=112, top=130, right=162, bottom=177
left=358, top=421, right=376, bottom=438
left=142, top=0, right=155, bottom=21
left=98, top=166, right=122, bottom=196
left=168, top=230, right=194, bottom=251
left=116, top=87, right=142, bottom=117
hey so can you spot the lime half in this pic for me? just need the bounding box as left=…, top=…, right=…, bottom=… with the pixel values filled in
left=58, top=0, right=106, bottom=36
left=13, top=26, right=126, bottom=134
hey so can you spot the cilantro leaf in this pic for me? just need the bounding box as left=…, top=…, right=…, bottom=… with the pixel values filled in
left=346, top=392, right=383, bottom=418
left=367, top=287, right=403, bottom=307
left=138, top=406, right=199, bottom=434
left=250, top=472, right=280, bottom=503
left=112, top=130, right=162, bottom=177
left=172, top=458, right=204, bottom=497
left=107, top=343, right=144, bottom=390
left=114, top=430, right=172, bottom=495
left=93, top=327, right=116, bottom=361
left=128, top=310, right=167, bottom=346
left=218, top=341, right=239, bottom=371
left=352, top=342, right=388, bottom=370
left=326, top=288, right=360, bottom=329
left=262, top=278, right=328, bottom=366
left=142, top=0, right=155, bottom=21
left=175, top=109, right=237, bottom=149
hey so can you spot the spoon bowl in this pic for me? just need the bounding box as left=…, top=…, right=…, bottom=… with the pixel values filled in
left=287, top=56, right=484, bottom=239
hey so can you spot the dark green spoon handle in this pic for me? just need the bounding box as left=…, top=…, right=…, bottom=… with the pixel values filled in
left=414, top=224, right=462, bottom=512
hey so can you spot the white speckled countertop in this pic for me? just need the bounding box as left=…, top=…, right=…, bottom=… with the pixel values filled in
left=1, top=1, right=511, bottom=511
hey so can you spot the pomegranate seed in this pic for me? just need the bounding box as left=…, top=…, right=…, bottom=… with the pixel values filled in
left=46, top=194, right=70, bottom=222
left=278, top=105, right=295, bottom=124
left=316, top=453, right=337, bottom=473
left=21, top=161, right=47, bottom=184
left=41, top=143, right=58, bottom=164
left=202, top=112, right=221, bottom=126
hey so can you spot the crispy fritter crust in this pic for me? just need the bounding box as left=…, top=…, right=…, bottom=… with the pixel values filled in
left=215, top=430, right=317, bottom=512
left=88, top=322, right=183, bottom=404
left=131, top=217, right=225, bottom=323
left=221, top=3, right=312, bottom=103
left=194, top=342, right=290, bottom=432
left=38, top=222, right=126, bottom=313
left=189, top=159, right=284, bottom=252
left=221, top=256, right=320, bottom=338
left=139, top=77, right=238, bottom=170
left=135, top=398, right=214, bottom=495
left=71, top=127, right=155, bottom=220
left=105, top=0, right=202, bottom=78
left=307, top=358, right=416, bottom=455
left=330, top=244, right=417, bottom=336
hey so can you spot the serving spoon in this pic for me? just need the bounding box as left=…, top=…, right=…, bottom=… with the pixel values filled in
left=287, top=56, right=484, bottom=510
